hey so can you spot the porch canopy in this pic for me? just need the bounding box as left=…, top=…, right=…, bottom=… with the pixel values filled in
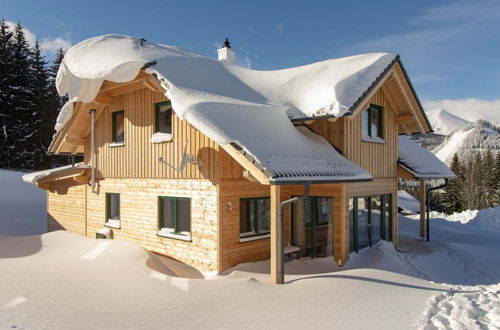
left=22, top=163, right=91, bottom=188
left=397, top=135, right=455, bottom=240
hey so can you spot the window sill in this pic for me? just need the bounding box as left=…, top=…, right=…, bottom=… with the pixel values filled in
left=109, top=142, right=125, bottom=148
left=362, top=136, right=385, bottom=144
left=157, top=229, right=192, bottom=242
left=239, top=233, right=270, bottom=243
left=150, top=132, right=173, bottom=144
left=105, top=220, right=121, bottom=229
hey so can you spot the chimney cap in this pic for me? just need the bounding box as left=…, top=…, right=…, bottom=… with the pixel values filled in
left=223, top=38, right=231, bottom=48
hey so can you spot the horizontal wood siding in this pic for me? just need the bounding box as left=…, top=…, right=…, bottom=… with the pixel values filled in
left=91, top=87, right=219, bottom=181
left=47, top=179, right=86, bottom=235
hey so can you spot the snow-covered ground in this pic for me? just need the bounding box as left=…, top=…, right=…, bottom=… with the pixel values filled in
left=1, top=170, right=499, bottom=329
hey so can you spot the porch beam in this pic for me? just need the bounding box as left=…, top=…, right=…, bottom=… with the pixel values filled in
left=419, top=178, right=426, bottom=239
left=270, top=185, right=282, bottom=284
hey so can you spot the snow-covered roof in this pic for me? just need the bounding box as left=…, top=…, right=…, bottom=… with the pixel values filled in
left=22, top=163, right=90, bottom=184
left=398, top=136, right=455, bottom=179
left=54, top=34, right=402, bottom=184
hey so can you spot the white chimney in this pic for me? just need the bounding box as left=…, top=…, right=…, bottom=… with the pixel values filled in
left=217, top=38, right=236, bottom=65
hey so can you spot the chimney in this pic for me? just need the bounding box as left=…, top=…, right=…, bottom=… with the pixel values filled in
left=217, top=38, right=236, bottom=65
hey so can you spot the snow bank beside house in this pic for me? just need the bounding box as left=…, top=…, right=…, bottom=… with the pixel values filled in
left=426, top=207, right=500, bottom=231
left=0, top=170, right=46, bottom=236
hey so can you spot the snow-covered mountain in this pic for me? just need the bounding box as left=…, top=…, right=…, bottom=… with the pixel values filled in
left=432, top=120, right=500, bottom=164
left=426, top=108, right=470, bottom=135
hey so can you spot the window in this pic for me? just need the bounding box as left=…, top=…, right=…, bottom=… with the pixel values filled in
left=155, top=101, right=172, bottom=134
left=240, top=197, right=270, bottom=239
left=158, top=197, right=191, bottom=240
left=291, top=196, right=333, bottom=258
left=349, top=194, right=392, bottom=253
left=112, top=110, right=125, bottom=144
left=362, top=104, right=383, bottom=139
left=105, top=193, right=120, bottom=228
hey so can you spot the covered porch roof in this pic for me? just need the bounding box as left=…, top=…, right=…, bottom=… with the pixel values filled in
left=397, top=135, right=455, bottom=180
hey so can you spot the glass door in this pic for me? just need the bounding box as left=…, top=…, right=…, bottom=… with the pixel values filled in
left=291, top=197, right=333, bottom=258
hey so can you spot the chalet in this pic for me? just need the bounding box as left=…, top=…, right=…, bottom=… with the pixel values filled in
left=23, top=35, right=454, bottom=283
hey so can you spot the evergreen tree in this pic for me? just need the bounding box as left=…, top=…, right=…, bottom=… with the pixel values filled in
left=9, top=22, right=36, bottom=169
left=29, top=40, right=52, bottom=168
left=442, top=153, right=464, bottom=213
left=482, top=149, right=496, bottom=207
left=0, top=20, right=15, bottom=168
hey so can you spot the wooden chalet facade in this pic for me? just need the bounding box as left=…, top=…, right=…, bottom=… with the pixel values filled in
left=25, top=36, right=453, bottom=284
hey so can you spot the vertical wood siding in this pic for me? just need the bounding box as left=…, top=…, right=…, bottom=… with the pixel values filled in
left=90, top=88, right=220, bottom=181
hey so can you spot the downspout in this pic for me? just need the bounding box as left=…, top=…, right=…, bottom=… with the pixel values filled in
left=277, top=182, right=310, bottom=284
left=425, top=179, right=448, bottom=241
left=90, top=109, right=97, bottom=194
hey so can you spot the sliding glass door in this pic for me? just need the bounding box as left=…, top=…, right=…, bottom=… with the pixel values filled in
left=292, top=197, right=333, bottom=258
left=349, top=194, right=392, bottom=253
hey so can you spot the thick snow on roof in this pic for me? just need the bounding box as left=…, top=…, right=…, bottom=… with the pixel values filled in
left=22, top=163, right=89, bottom=184
left=55, top=35, right=397, bottom=182
left=398, top=136, right=455, bottom=179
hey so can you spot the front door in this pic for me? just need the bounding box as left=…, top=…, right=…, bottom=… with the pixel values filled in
left=291, top=197, right=333, bottom=258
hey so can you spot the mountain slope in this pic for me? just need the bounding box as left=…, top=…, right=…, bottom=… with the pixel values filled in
left=432, top=120, right=500, bottom=164
left=426, top=108, right=470, bottom=135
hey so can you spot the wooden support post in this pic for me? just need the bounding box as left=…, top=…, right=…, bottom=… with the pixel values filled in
left=419, top=179, right=426, bottom=239
left=270, top=185, right=282, bottom=284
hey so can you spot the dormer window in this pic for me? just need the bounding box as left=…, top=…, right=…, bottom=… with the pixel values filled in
left=151, top=101, right=173, bottom=144
left=362, top=104, right=383, bottom=141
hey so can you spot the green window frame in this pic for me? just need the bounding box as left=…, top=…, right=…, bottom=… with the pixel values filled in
left=362, top=104, right=383, bottom=139
left=158, top=196, right=191, bottom=236
left=349, top=193, right=392, bottom=253
left=105, top=193, right=120, bottom=228
left=111, top=110, right=125, bottom=143
left=239, top=197, right=270, bottom=239
left=154, top=101, right=172, bottom=134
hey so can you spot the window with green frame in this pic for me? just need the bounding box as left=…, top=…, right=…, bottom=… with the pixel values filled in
left=361, top=104, right=383, bottom=139
left=105, top=193, right=120, bottom=228
left=155, top=101, right=172, bottom=134
left=240, top=197, right=270, bottom=238
left=158, top=197, right=191, bottom=237
left=349, top=193, right=392, bottom=253
left=112, top=110, right=125, bottom=143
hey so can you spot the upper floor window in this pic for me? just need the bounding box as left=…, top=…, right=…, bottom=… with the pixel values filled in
left=112, top=110, right=125, bottom=144
left=362, top=104, right=383, bottom=140
left=155, top=101, right=172, bottom=134
left=152, top=101, right=173, bottom=144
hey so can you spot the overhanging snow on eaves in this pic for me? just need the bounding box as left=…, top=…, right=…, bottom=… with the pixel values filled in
left=398, top=136, right=455, bottom=180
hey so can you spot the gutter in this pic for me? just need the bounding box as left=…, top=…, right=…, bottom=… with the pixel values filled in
left=90, top=109, right=97, bottom=194
left=276, top=183, right=310, bottom=284
left=425, top=179, right=448, bottom=241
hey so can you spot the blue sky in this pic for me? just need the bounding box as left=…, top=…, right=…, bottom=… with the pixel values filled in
left=2, top=0, right=500, bottom=103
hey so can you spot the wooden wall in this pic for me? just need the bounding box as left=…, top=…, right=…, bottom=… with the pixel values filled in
left=47, top=179, right=87, bottom=235
left=87, top=87, right=220, bottom=182
left=307, top=87, right=398, bottom=178
left=218, top=180, right=346, bottom=271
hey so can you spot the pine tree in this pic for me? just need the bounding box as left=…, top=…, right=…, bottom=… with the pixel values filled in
left=9, top=22, right=36, bottom=169
left=442, top=153, right=464, bottom=213
left=29, top=40, right=53, bottom=169
left=0, top=20, right=15, bottom=168
left=482, top=149, right=496, bottom=207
